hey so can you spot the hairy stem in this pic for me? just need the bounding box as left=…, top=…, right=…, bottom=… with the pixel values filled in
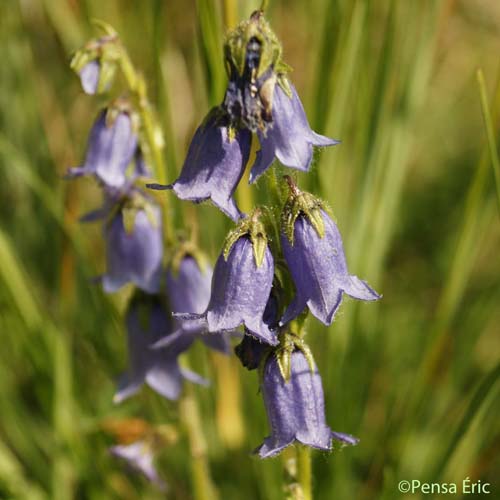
left=118, top=46, right=175, bottom=246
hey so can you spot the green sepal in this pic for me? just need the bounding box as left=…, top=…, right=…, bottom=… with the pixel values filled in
left=104, top=99, right=141, bottom=139
left=281, top=175, right=326, bottom=245
left=91, top=19, right=118, bottom=37
left=277, top=73, right=293, bottom=99
left=275, top=329, right=316, bottom=383
left=168, top=241, right=209, bottom=277
left=223, top=208, right=269, bottom=268
left=223, top=10, right=288, bottom=81
left=112, top=190, right=159, bottom=236
left=97, top=59, right=117, bottom=94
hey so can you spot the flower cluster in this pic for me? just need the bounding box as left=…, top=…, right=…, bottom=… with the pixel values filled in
left=68, top=6, right=382, bottom=493
left=66, top=29, right=233, bottom=487
left=148, top=10, right=337, bottom=221
left=149, top=10, right=381, bottom=460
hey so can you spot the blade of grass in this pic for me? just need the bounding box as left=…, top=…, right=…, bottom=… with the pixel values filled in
left=477, top=68, right=500, bottom=217
left=430, top=361, right=500, bottom=481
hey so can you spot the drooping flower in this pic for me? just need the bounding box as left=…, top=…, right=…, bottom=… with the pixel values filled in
left=177, top=212, right=278, bottom=345
left=280, top=178, right=380, bottom=325
left=147, top=109, right=251, bottom=222
left=249, top=82, right=338, bottom=183
left=102, top=190, right=163, bottom=294
left=114, top=292, right=208, bottom=404
left=110, top=440, right=167, bottom=490
left=153, top=252, right=231, bottom=354
left=79, top=60, right=100, bottom=94
left=66, top=103, right=138, bottom=188
left=256, top=349, right=358, bottom=458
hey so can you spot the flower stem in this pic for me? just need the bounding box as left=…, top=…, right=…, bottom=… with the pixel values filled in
left=118, top=46, right=175, bottom=246
left=297, top=445, right=313, bottom=500
left=180, top=388, right=218, bottom=500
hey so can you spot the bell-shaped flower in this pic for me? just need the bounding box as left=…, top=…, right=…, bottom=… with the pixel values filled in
left=114, top=293, right=208, bottom=404
left=177, top=212, right=278, bottom=345
left=153, top=251, right=231, bottom=354
left=280, top=178, right=380, bottom=325
left=249, top=82, right=338, bottom=183
left=256, top=349, right=358, bottom=458
left=110, top=440, right=167, bottom=490
left=102, top=190, right=163, bottom=294
left=66, top=104, right=138, bottom=188
left=147, top=109, right=251, bottom=222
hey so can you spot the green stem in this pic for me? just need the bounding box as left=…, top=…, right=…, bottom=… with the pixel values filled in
left=118, top=46, right=175, bottom=245
left=297, top=445, right=312, bottom=500
left=180, top=389, right=218, bottom=500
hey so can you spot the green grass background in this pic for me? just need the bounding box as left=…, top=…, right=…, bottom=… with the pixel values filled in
left=1, top=0, right=499, bottom=498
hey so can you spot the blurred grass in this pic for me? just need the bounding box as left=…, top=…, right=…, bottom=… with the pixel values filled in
left=1, top=0, right=500, bottom=499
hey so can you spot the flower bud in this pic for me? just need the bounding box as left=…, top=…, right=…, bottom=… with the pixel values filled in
left=70, top=29, right=121, bottom=95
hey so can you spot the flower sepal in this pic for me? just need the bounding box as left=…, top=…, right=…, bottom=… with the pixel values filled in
left=281, top=175, right=326, bottom=244
left=116, top=190, right=159, bottom=235
left=272, top=329, right=315, bottom=383
left=223, top=208, right=269, bottom=267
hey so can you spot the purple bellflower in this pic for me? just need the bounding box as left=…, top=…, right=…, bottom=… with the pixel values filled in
left=177, top=213, right=278, bottom=345
left=147, top=110, right=251, bottom=222
left=153, top=253, right=231, bottom=354
left=256, top=349, right=358, bottom=458
left=110, top=440, right=167, bottom=491
left=79, top=60, right=100, bottom=95
left=249, top=82, right=338, bottom=183
left=280, top=179, right=380, bottom=325
left=102, top=192, right=163, bottom=294
left=66, top=105, right=138, bottom=188
left=114, top=293, right=208, bottom=404
left=202, top=235, right=276, bottom=344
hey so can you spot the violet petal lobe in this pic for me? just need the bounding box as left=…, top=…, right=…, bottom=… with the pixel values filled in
left=164, top=255, right=231, bottom=354
left=110, top=441, right=167, bottom=490
left=281, top=210, right=380, bottom=325
left=103, top=206, right=163, bottom=294
left=114, top=295, right=206, bottom=403
left=67, top=110, right=137, bottom=188
left=256, top=350, right=358, bottom=458
left=205, top=237, right=278, bottom=345
left=249, top=83, right=339, bottom=183
left=150, top=112, right=251, bottom=221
